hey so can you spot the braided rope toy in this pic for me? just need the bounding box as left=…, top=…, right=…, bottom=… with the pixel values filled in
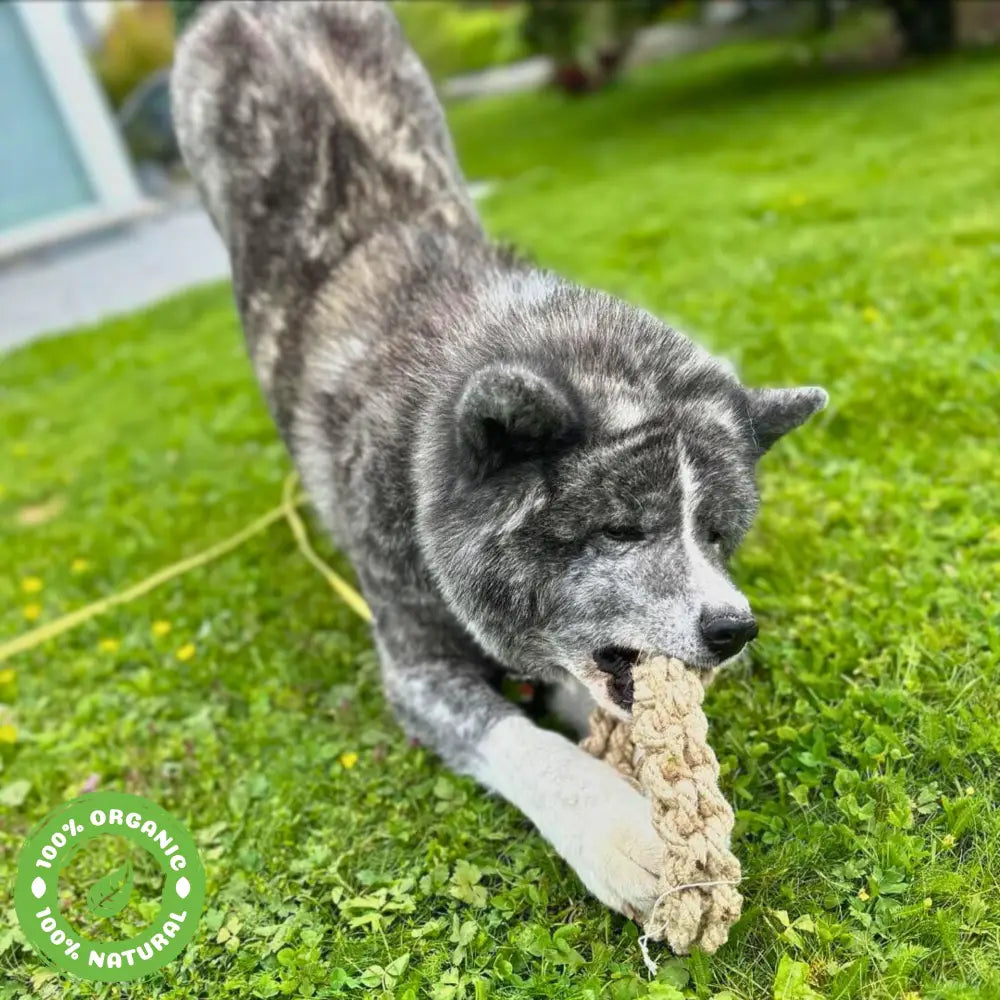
left=581, top=656, right=742, bottom=956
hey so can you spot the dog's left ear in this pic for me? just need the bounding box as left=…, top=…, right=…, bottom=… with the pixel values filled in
left=746, top=386, right=828, bottom=453
left=456, top=363, right=582, bottom=478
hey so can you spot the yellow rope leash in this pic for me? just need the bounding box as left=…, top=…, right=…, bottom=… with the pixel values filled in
left=0, top=473, right=371, bottom=663
left=279, top=474, right=372, bottom=623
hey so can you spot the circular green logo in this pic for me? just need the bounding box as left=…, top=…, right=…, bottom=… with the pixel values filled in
left=14, top=792, right=205, bottom=982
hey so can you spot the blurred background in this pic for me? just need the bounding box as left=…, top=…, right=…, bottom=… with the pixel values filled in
left=1, top=0, right=998, bottom=354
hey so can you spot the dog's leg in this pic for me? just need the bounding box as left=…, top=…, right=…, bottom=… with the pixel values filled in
left=545, top=673, right=597, bottom=740
left=376, top=623, right=661, bottom=921
left=475, top=716, right=661, bottom=922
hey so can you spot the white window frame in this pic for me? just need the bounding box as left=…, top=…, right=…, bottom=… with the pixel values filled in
left=0, top=1, right=148, bottom=260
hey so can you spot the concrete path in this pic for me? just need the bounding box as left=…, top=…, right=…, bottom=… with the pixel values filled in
left=0, top=200, right=229, bottom=354
left=0, top=184, right=494, bottom=356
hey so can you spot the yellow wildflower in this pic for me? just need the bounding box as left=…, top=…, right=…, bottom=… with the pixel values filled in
left=788, top=193, right=807, bottom=207
left=176, top=643, right=196, bottom=662
left=857, top=888, right=869, bottom=901
left=98, top=638, right=120, bottom=653
left=965, top=786, right=975, bottom=796
left=923, top=897, right=932, bottom=908
left=942, top=834, right=956, bottom=848
left=70, top=558, right=90, bottom=574
left=862, top=305, right=882, bottom=324
left=0, top=724, right=17, bottom=743
left=21, top=577, right=43, bottom=594
left=339, top=751, right=359, bottom=769
left=23, top=604, right=42, bottom=622
left=0, top=669, right=15, bottom=685
left=151, top=620, right=172, bottom=638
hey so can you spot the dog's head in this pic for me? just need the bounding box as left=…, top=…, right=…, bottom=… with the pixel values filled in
left=416, top=281, right=826, bottom=715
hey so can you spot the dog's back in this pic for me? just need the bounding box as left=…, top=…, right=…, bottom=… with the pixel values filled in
left=172, top=1, right=481, bottom=430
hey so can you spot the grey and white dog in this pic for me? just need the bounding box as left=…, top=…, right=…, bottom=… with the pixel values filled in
left=172, top=1, right=826, bottom=921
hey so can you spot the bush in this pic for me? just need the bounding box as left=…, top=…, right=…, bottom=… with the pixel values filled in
left=392, top=1, right=528, bottom=80
left=521, top=0, right=677, bottom=93
left=92, top=1, right=175, bottom=110
left=885, top=0, right=955, bottom=55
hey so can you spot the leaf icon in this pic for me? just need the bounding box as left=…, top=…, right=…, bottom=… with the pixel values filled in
left=86, top=859, right=134, bottom=919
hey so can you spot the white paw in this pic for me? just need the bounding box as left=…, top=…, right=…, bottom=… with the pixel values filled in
left=476, top=717, right=662, bottom=922
left=557, top=758, right=662, bottom=921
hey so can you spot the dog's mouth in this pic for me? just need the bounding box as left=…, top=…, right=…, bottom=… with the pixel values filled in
left=593, top=646, right=642, bottom=710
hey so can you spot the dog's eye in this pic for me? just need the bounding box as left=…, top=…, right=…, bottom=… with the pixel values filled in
left=601, top=525, right=646, bottom=544
left=707, top=528, right=724, bottom=547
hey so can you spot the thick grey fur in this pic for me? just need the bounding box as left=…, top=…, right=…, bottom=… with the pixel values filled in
left=172, top=0, right=826, bottom=914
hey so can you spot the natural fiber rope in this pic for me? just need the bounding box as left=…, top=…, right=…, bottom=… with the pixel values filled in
left=279, top=474, right=372, bottom=623
left=581, top=656, right=742, bottom=959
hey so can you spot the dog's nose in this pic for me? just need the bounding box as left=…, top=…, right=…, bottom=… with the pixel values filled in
left=700, top=611, right=758, bottom=660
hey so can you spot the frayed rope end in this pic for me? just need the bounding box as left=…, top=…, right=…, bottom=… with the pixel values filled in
left=636, top=878, right=743, bottom=976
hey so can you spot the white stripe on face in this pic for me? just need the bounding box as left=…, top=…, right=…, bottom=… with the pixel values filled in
left=676, top=442, right=751, bottom=616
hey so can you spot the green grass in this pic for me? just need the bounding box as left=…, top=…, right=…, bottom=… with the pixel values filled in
left=3, top=36, right=1000, bottom=1000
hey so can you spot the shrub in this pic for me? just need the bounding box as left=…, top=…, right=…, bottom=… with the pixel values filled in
left=885, top=0, right=955, bottom=55
left=521, top=0, right=677, bottom=93
left=92, top=1, right=175, bottom=110
left=392, top=1, right=528, bottom=80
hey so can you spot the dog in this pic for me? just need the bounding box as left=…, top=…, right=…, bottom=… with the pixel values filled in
left=171, top=1, right=826, bottom=921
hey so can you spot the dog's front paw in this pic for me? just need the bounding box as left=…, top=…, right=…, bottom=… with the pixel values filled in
left=561, top=763, right=662, bottom=921
left=477, top=717, right=662, bottom=921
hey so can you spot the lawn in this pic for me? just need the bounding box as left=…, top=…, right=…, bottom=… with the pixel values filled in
left=2, top=35, right=999, bottom=1000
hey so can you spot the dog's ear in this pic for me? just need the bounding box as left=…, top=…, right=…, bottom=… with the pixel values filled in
left=456, top=363, right=581, bottom=477
left=746, top=386, right=828, bottom=453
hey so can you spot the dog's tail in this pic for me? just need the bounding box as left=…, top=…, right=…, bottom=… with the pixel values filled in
left=171, top=0, right=478, bottom=306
